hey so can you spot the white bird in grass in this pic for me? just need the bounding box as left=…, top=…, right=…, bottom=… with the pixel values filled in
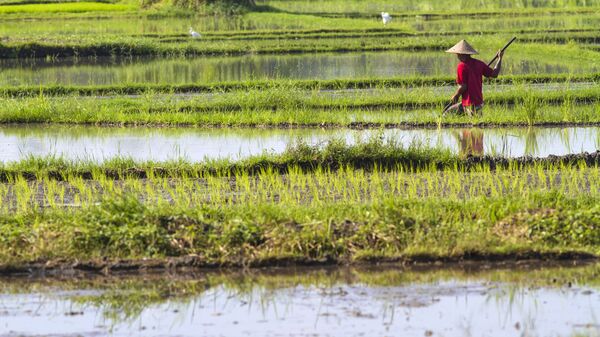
left=189, top=27, right=201, bottom=39
left=381, top=12, right=392, bottom=25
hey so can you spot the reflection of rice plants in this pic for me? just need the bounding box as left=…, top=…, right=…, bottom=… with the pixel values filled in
left=1, top=259, right=598, bottom=331
left=560, top=129, right=573, bottom=154
left=488, top=130, right=510, bottom=157
left=523, top=127, right=539, bottom=156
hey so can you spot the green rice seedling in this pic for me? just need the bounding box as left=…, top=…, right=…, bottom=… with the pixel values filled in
left=0, top=183, right=8, bottom=214
left=3, top=158, right=600, bottom=264
left=0, top=137, right=598, bottom=186
left=42, top=178, right=57, bottom=209
left=561, top=93, right=575, bottom=122
left=520, top=91, right=543, bottom=127
left=68, top=175, right=88, bottom=203
left=13, top=175, right=33, bottom=213
left=589, top=167, right=600, bottom=196
left=2, top=85, right=600, bottom=127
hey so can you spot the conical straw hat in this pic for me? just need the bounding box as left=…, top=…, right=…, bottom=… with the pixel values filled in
left=445, top=40, right=478, bottom=55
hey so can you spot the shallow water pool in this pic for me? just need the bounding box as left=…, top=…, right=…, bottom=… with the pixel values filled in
left=0, top=125, right=598, bottom=162
left=0, top=262, right=598, bottom=337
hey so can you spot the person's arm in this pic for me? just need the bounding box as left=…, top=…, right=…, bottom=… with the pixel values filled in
left=490, top=50, right=504, bottom=78
left=451, top=84, right=467, bottom=103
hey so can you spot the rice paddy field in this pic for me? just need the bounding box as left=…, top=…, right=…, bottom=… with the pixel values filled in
left=0, top=0, right=599, bottom=336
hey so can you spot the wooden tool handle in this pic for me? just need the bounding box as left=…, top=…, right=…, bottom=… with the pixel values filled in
left=487, top=37, right=517, bottom=66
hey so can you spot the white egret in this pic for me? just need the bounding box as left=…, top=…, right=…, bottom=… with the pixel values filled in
left=189, top=27, right=201, bottom=39
left=381, top=12, right=392, bottom=25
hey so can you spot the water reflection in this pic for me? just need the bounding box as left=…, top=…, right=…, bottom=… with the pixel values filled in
left=0, top=51, right=588, bottom=86
left=456, top=128, right=484, bottom=157
left=456, top=127, right=552, bottom=158
left=0, top=125, right=599, bottom=162
left=0, top=263, right=597, bottom=337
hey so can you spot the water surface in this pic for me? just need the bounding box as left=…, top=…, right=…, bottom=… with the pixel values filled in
left=0, top=52, right=588, bottom=86
left=0, top=262, right=598, bottom=337
left=0, top=125, right=598, bottom=162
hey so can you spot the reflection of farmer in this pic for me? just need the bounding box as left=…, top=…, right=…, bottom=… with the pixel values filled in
left=445, top=40, right=504, bottom=116
left=456, top=128, right=484, bottom=157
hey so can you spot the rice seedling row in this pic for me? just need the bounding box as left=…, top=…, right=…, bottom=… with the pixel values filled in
left=2, top=84, right=600, bottom=127
left=2, top=162, right=599, bottom=212
left=2, top=139, right=600, bottom=182
left=0, top=162, right=598, bottom=267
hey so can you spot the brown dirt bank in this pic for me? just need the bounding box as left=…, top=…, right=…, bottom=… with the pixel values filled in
left=6, top=120, right=600, bottom=129
left=0, top=251, right=596, bottom=277
left=5, top=118, right=600, bottom=130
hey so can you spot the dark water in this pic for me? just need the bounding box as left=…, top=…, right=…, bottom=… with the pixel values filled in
left=0, top=52, right=585, bottom=86
left=0, top=125, right=598, bottom=162
left=0, top=262, right=598, bottom=337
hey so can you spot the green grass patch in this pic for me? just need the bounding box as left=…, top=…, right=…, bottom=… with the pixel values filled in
left=3, top=84, right=600, bottom=127
left=0, top=2, right=135, bottom=13
left=2, top=32, right=598, bottom=59
left=0, top=179, right=598, bottom=266
left=259, top=0, right=600, bottom=14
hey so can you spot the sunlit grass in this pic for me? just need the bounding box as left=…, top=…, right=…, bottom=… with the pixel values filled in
left=1, top=83, right=600, bottom=126
left=259, top=0, right=600, bottom=14
left=0, top=2, right=136, bottom=14
left=0, top=157, right=598, bottom=265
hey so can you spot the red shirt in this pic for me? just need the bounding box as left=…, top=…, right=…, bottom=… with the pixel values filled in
left=456, top=58, right=493, bottom=106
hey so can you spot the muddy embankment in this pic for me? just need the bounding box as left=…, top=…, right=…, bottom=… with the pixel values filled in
left=0, top=251, right=596, bottom=277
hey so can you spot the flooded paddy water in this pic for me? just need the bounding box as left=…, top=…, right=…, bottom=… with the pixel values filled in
left=0, top=51, right=590, bottom=86
left=1, top=125, right=599, bottom=162
left=0, top=262, right=598, bottom=337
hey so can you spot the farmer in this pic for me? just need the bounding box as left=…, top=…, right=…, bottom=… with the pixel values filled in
left=445, top=40, right=504, bottom=116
